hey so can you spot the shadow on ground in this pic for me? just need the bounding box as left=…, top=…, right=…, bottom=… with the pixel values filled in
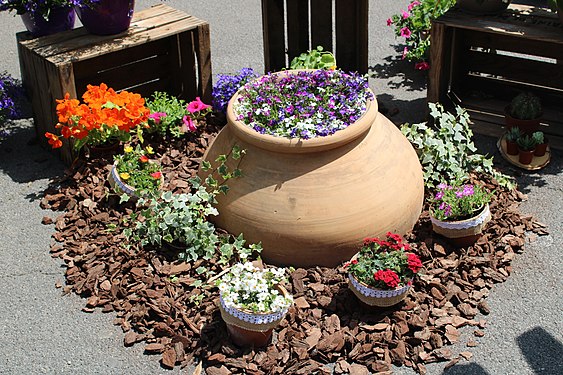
left=376, top=94, right=427, bottom=127
left=444, top=363, right=491, bottom=375
left=369, top=48, right=427, bottom=93
left=0, top=120, right=63, bottom=187
left=517, top=326, right=563, bottom=375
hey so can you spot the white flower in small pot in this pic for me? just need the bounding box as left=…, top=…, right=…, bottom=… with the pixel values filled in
left=108, top=144, right=163, bottom=200
left=429, top=181, right=493, bottom=247
left=216, top=262, right=293, bottom=347
left=345, top=232, right=423, bottom=307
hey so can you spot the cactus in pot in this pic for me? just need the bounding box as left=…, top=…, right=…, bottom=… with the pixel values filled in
left=516, top=134, right=537, bottom=165
left=505, top=92, right=542, bottom=134
left=532, top=131, right=548, bottom=157
left=504, top=126, right=521, bottom=155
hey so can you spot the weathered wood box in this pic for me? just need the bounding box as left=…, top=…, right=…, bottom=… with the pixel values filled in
left=17, top=4, right=212, bottom=164
left=429, top=4, right=563, bottom=149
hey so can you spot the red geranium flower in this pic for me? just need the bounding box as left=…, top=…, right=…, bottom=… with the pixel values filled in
left=373, top=269, right=400, bottom=288
left=407, top=253, right=423, bottom=273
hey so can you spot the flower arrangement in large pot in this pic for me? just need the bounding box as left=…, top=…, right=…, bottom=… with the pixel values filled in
left=200, top=69, right=424, bottom=267
left=45, top=83, right=149, bottom=154
left=429, top=181, right=493, bottom=247
left=0, top=0, right=88, bottom=36
left=216, top=262, right=293, bottom=347
left=346, top=232, right=422, bottom=307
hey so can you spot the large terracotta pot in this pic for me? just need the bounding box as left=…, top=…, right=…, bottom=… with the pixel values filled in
left=201, top=72, right=424, bottom=267
left=456, top=0, right=511, bottom=15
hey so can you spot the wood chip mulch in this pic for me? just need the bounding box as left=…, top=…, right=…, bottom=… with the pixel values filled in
left=40, top=118, right=548, bottom=374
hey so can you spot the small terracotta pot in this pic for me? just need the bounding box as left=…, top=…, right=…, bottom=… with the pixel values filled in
left=85, top=141, right=121, bottom=158
left=505, top=140, right=519, bottom=155
left=534, top=142, right=548, bottom=157
left=431, top=204, right=491, bottom=247
left=504, top=109, right=541, bottom=135
left=218, top=286, right=291, bottom=348
left=518, top=149, right=535, bottom=165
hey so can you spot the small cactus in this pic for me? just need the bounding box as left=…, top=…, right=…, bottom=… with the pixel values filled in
left=532, top=131, right=545, bottom=145
left=506, top=127, right=521, bottom=142
left=516, top=134, right=537, bottom=151
left=509, top=92, right=542, bottom=120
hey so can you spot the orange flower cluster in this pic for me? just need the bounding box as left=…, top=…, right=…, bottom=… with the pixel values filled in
left=45, top=83, right=150, bottom=149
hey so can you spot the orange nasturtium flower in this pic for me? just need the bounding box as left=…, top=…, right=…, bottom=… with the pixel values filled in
left=45, top=83, right=150, bottom=149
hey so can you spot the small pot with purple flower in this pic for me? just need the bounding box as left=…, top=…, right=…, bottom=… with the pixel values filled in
left=345, top=232, right=423, bottom=307
left=429, top=181, right=493, bottom=247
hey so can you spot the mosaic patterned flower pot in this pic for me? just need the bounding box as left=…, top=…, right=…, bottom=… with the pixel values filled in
left=348, top=272, right=411, bottom=307
left=107, top=161, right=162, bottom=199
left=218, top=286, right=291, bottom=347
left=21, top=7, right=75, bottom=37
left=431, top=204, right=491, bottom=247
left=200, top=71, right=424, bottom=267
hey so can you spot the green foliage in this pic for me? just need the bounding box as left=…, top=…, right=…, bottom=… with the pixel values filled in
left=516, top=134, right=537, bottom=151
left=388, top=0, right=456, bottom=64
left=508, top=92, right=542, bottom=120
left=123, top=145, right=257, bottom=264
left=532, top=131, right=544, bottom=145
left=145, top=92, right=187, bottom=137
left=289, top=46, right=336, bottom=70
left=505, top=126, right=521, bottom=142
left=401, top=103, right=514, bottom=189
left=113, top=145, right=162, bottom=197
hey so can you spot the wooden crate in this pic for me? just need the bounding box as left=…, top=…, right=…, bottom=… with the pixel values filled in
left=429, top=4, right=563, bottom=149
left=261, top=0, right=368, bottom=74
left=17, top=4, right=212, bottom=164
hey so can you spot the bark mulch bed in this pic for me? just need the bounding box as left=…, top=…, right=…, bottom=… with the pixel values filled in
left=41, top=119, right=548, bottom=374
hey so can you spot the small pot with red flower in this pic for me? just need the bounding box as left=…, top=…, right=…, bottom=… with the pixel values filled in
left=429, top=181, right=493, bottom=247
left=345, top=232, right=422, bottom=307
left=108, top=144, right=163, bottom=200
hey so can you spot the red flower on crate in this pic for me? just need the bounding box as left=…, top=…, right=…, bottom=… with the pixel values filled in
left=45, top=83, right=150, bottom=150
left=346, top=232, right=423, bottom=290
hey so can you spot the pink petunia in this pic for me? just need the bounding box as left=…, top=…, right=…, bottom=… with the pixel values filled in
left=400, top=27, right=412, bottom=38
left=386, top=18, right=393, bottom=26
left=182, top=115, right=197, bottom=132
left=415, top=61, right=430, bottom=70
left=408, top=1, right=421, bottom=11
left=148, top=112, right=167, bottom=124
left=402, top=11, right=410, bottom=19
left=402, top=47, right=409, bottom=60
left=187, top=97, right=211, bottom=113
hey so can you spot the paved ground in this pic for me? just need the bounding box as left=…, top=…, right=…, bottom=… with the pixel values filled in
left=0, top=1, right=561, bottom=374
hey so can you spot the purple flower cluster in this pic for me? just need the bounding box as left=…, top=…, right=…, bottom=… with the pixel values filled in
left=0, top=71, right=22, bottom=121
left=430, top=182, right=491, bottom=221
left=234, top=69, right=374, bottom=139
left=212, top=68, right=257, bottom=114
left=0, top=0, right=99, bottom=18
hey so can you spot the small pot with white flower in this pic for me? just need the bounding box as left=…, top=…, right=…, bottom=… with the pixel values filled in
left=429, top=181, right=493, bottom=247
left=345, top=232, right=423, bottom=308
left=216, top=262, right=293, bottom=347
left=108, top=145, right=163, bottom=200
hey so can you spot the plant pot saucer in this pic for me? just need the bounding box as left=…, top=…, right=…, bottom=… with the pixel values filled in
left=498, top=133, right=550, bottom=171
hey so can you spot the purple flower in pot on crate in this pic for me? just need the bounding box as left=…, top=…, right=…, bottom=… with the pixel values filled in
left=212, top=68, right=258, bottom=114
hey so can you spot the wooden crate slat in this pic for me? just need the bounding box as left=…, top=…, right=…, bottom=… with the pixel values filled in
left=71, top=39, right=170, bottom=80
left=74, top=54, right=171, bottom=96
left=335, top=0, right=368, bottom=73
left=463, top=49, right=563, bottom=91
left=286, top=0, right=310, bottom=63
left=47, top=16, right=207, bottom=65
left=193, top=24, right=212, bottom=102
left=436, top=6, right=563, bottom=44
left=310, top=0, right=332, bottom=52
left=121, top=77, right=173, bottom=99
left=262, top=0, right=286, bottom=72
left=462, top=29, right=563, bottom=61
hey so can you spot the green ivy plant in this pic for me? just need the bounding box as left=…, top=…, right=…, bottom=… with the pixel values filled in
left=123, top=145, right=260, bottom=264
left=401, top=103, right=514, bottom=189
left=289, top=46, right=336, bottom=70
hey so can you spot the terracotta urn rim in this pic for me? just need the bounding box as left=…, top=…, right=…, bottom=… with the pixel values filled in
left=226, top=69, right=378, bottom=154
